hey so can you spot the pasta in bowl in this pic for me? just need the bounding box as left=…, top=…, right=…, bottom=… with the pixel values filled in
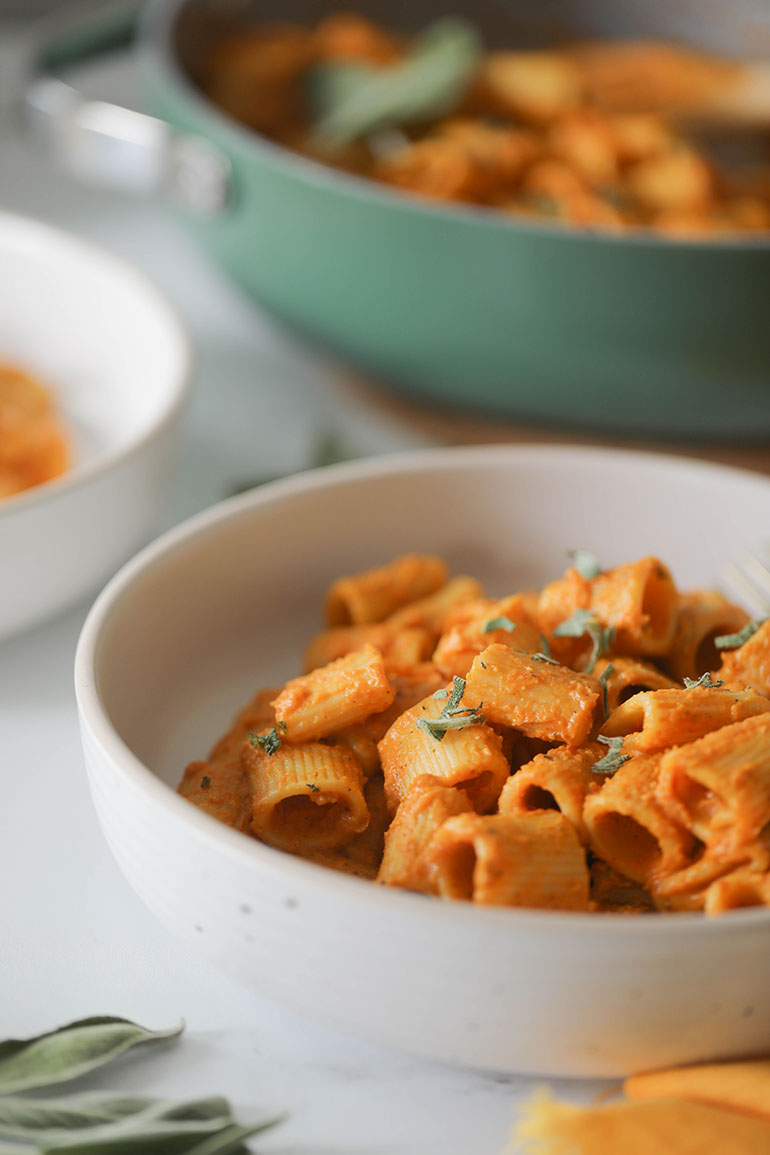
left=179, top=550, right=770, bottom=916
left=75, top=445, right=770, bottom=1076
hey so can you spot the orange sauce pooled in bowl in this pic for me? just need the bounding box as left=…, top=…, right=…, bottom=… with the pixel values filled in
left=0, top=364, right=70, bottom=499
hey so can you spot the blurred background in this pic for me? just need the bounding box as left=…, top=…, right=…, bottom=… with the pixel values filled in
left=2, top=0, right=769, bottom=515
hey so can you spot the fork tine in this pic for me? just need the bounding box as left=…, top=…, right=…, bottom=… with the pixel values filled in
left=725, top=553, right=770, bottom=618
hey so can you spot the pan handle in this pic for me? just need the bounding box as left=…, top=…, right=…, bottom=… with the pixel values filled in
left=23, top=0, right=231, bottom=214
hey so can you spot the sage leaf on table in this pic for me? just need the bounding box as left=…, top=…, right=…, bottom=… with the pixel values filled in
left=182, top=1121, right=283, bottom=1155
left=0, top=1018, right=183, bottom=1095
left=310, top=17, right=482, bottom=146
left=0, top=1094, right=232, bottom=1139
left=29, top=1115, right=279, bottom=1154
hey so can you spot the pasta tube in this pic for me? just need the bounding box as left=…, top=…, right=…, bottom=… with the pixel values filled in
left=340, top=773, right=391, bottom=874
left=271, top=644, right=395, bottom=741
left=463, top=643, right=600, bottom=746
left=432, top=593, right=543, bottom=678
left=668, top=590, right=750, bottom=682
left=245, top=738, right=368, bottom=853
left=385, top=575, right=485, bottom=634
left=352, top=662, right=447, bottom=745
left=583, top=753, right=694, bottom=884
left=538, top=556, right=678, bottom=661
left=717, top=619, right=770, bottom=698
left=657, top=712, right=770, bottom=851
left=428, top=811, right=590, bottom=910
left=378, top=691, right=510, bottom=813
left=377, top=776, right=473, bottom=893
left=303, top=623, right=433, bottom=673
left=592, top=656, right=678, bottom=714
left=602, top=686, right=770, bottom=753
left=498, top=742, right=605, bottom=842
left=590, top=557, right=678, bottom=657
left=703, top=868, right=770, bottom=914
left=329, top=725, right=381, bottom=779
left=325, top=554, right=448, bottom=625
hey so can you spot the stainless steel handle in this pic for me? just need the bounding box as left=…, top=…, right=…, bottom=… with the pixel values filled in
left=23, top=1, right=232, bottom=214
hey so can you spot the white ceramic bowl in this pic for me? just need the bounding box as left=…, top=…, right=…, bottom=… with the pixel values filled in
left=75, top=445, right=770, bottom=1077
left=0, top=211, right=190, bottom=640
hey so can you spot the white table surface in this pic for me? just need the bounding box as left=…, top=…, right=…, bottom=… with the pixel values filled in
left=0, top=24, right=606, bottom=1154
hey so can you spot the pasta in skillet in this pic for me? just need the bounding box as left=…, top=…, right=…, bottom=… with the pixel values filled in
left=178, top=551, right=770, bottom=915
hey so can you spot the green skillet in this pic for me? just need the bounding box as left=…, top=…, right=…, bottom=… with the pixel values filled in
left=26, top=0, right=770, bottom=438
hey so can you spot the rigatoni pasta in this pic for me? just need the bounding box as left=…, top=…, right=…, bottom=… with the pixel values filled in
left=178, top=549, right=770, bottom=916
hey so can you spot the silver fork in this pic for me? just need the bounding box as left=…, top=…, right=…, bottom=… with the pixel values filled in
left=725, top=551, right=770, bottom=618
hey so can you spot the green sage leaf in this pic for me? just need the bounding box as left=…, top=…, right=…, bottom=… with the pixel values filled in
left=0, top=1095, right=231, bottom=1140
left=311, top=18, right=481, bottom=146
left=183, top=1120, right=283, bottom=1155
left=481, top=616, right=516, bottom=634
left=598, top=663, right=615, bottom=720
left=591, top=735, right=629, bottom=775
left=34, top=1117, right=257, bottom=1154
left=714, top=618, right=766, bottom=650
left=0, top=1018, right=183, bottom=1095
left=683, top=672, right=724, bottom=689
left=553, top=609, right=615, bottom=674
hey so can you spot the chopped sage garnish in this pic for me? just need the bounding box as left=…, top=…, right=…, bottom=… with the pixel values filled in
left=311, top=18, right=481, bottom=146
left=591, top=735, right=629, bottom=775
left=433, top=688, right=449, bottom=700
left=416, top=709, right=486, bottom=741
left=482, top=615, right=516, bottom=634
left=683, top=672, right=724, bottom=689
left=445, top=676, right=466, bottom=713
left=0, top=1019, right=183, bottom=1096
left=248, top=728, right=282, bottom=756
left=529, top=651, right=559, bottom=665
left=199, top=776, right=211, bottom=790
left=566, top=549, right=602, bottom=580
left=553, top=609, right=615, bottom=674
left=527, top=632, right=559, bottom=665
left=714, top=618, right=766, bottom=650
left=416, top=675, right=485, bottom=741
left=598, top=663, right=615, bottom=719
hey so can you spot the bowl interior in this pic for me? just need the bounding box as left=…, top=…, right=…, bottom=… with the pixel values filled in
left=89, top=446, right=770, bottom=797
left=0, top=213, right=187, bottom=489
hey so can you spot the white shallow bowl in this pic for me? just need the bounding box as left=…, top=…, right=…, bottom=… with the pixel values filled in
left=76, top=445, right=770, bottom=1077
left=0, top=211, right=190, bottom=640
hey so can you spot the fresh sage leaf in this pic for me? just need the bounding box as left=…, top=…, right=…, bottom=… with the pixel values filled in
left=0, top=1096, right=151, bottom=1137
left=591, top=735, right=629, bottom=775
left=553, top=609, right=615, bottom=674
left=714, top=618, right=766, bottom=650
left=0, top=1018, right=183, bottom=1095
left=683, top=672, right=724, bottom=689
left=0, top=1095, right=232, bottom=1140
left=482, top=616, right=516, bottom=634
left=34, top=1118, right=253, bottom=1154
left=306, top=61, right=373, bottom=122
left=183, top=1119, right=283, bottom=1155
left=566, top=549, right=602, bottom=580
left=416, top=674, right=485, bottom=741
left=598, top=663, right=615, bottom=720
left=311, top=18, right=481, bottom=146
